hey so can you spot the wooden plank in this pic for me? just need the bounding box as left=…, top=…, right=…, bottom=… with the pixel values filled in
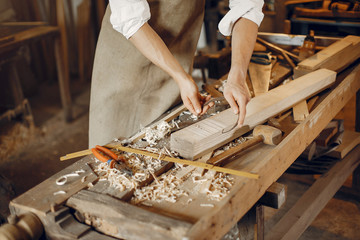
left=248, top=62, right=271, bottom=96
left=66, top=190, right=192, bottom=240
left=185, top=64, right=360, bottom=240
left=326, top=131, right=360, bottom=159
left=10, top=156, right=98, bottom=217
left=297, top=35, right=360, bottom=72
left=171, top=69, right=336, bottom=159
left=269, top=62, right=292, bottom=89
left=292, top=100, right=309, bottom=122
left=266, top=145, right=360, bottom=240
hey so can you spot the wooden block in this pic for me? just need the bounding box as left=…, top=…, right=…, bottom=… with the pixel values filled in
left=170, top=69, right=336, bottom=159
left=249, top=62, right=272, bottom=96
left=292, top=100, right=309, bottom=122
left=259, top=182, right=286, bottom=209
left=326, top=131, right=360, bottom=159
left=66, top=190, right=192, bottom=239
left=266, top=145, right=360, bottom=240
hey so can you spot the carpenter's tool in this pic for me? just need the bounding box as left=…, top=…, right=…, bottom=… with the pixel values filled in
left=250, top=52, right=273, bottom=65
left=171, top=96, right=239, bottom=134
left=91, top=145, right=133, bottom=176
left=206, top=125, right=282, bottom=166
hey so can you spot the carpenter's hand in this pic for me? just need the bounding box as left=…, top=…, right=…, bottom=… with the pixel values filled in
left=223, top=81, right=250, bottom=127
left=178, top=75, right=212, bottom=116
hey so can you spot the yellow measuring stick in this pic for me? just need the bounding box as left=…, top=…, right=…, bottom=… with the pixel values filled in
left=60, top=145, right=259, bottom=179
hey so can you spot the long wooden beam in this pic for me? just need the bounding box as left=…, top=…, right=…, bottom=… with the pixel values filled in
left=170, top=69, right=336, bottom=159
left=185, top=64, right=360, bottom=240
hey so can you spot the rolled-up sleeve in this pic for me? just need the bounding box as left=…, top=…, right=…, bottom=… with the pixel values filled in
left=218, top=0, right=264, bottom=36
left=109, top=0, right=150, bottom=39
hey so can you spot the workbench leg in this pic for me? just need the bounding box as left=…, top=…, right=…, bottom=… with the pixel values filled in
left=255, top=204, right=265, bottom=240
left=54, top=37, right=73, bottom=122
left=9, top=62, right=24, bottom=106
left=356, top=89, right=360, bottom=132
left=353, top=165, right=360, bottom=191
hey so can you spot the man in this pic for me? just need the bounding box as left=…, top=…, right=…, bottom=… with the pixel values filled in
left=89, top=0, right=264, bottom=147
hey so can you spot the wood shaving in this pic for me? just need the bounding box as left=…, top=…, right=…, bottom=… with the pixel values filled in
left=143, top=121, right=172, bottom=146
left=205, top=173, right=234, bottom=201
left=132, top=172, right=188, bottom=204
left=200, top=203, right=214, bottom=208
left=53, top=190, right=66, bottom=195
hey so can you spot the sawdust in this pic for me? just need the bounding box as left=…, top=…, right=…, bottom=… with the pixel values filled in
left=0, top=121, right=39, bottom=162
left=143, top=121, right=172, bottom=146
left=93, top=108, right=250, bottom=205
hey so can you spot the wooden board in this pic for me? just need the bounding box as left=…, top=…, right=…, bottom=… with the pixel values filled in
left=297, top=35, right=360, bottom=72
left=171, top=69, right=336, bottom=159
left=326, top=131, right=360, bottom=159
left=10, top=156, right=98, bottom=217
left=266, top=145, right=360, bottom=240
left=67, top=190, right=192, bottom=240
left=248, top=62, right=272, bottom=96
left=292, top=100, right=309, bottom=122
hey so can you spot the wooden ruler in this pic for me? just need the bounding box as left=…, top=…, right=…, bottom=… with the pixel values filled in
left=60, top=145, right=259, bottom=179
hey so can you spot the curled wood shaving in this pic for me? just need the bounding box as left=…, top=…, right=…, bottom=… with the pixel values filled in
left=143, top=121, right=172, bottom=146
left=200, top=203, right=214, bottom=208
left=205, top=173, right=234, bottom=201
left=132, top=173, right=188, bottom=204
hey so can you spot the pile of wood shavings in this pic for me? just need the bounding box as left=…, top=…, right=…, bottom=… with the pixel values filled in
left=132, top=172, right=188, bottom=204
left=143, top=121, right=172, bottom=146
left=94, top=147, right=165, bottom=191
left=205, top=173, right=234, bottom=201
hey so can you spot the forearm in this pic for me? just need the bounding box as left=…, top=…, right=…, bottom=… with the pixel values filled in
left=228, top=18, right=258, bottom=84
left=129, top=22, right=189, bottom=84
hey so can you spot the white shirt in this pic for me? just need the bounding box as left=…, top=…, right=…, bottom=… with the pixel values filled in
left=109, top=0, right=264, bottom=39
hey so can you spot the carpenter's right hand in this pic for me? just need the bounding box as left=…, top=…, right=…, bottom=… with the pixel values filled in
left=178, top=75, right=212, bottom=116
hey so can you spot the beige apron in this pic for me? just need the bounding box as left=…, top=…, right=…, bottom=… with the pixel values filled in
left=89, top=0, right=205, bottom=147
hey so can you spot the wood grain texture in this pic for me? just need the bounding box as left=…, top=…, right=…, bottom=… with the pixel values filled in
left=171, top=69, right=336, bottom=159
left=10, top=156, right=98, bottom=217
left=266, top=145, right=360, bottom=240
left=248, top=62, right=271, bottom=96
left=67, top=190, right=192, bottom=240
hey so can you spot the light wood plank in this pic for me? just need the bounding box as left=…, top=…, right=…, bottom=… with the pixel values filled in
left=249, top=62, right=272, bottom=96
left=171, top=69, right=336, bottom=159
left=292, top=100, right=309, bottom=122
left=266, top=145, right=360, bottom=240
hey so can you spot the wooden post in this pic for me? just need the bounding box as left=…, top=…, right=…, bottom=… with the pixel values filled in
left=356, top=90, right=360, bottom=132
left=54, top=0, right=72, bottom=122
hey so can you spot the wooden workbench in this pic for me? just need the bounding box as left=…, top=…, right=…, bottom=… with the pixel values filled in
left=7, top=36, right=360, bottom=240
